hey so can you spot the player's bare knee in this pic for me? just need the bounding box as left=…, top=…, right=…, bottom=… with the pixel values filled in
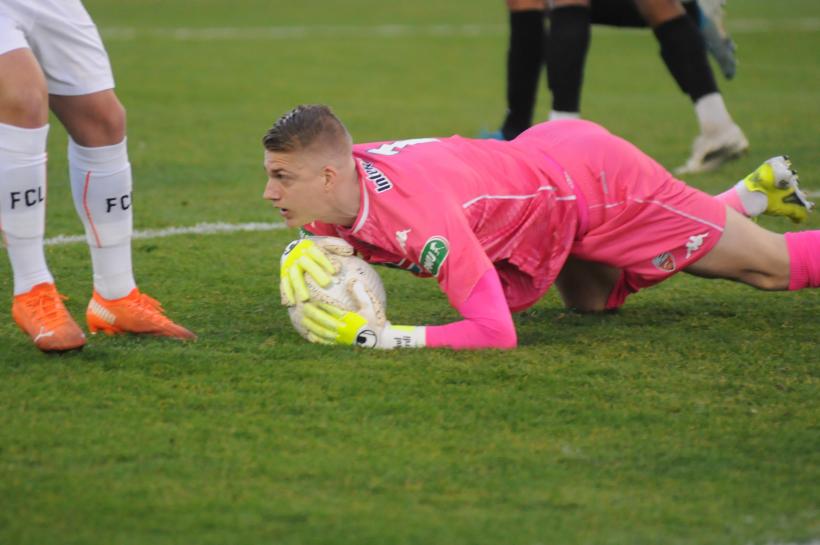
left=556, top=258, right=619, bottom=313
left=741, top=266, right=790, bottom=291
left=557, top=288, right=609, bottom=312
left=97, top=100, right=127, bottom=143
left=749, top=238, right=791, bottom=290
left=52, top=92, right=127, bottom=145
left=765, top=273, right=790, bottom=291
left=740, top=274, right=783, bottom=291
left=0, top=86, right=48, bottom=128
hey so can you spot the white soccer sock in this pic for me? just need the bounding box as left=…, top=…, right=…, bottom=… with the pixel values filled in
left=89, top=242, right=134, bottom=300
left=5, top=236, right=53, bottom=295
left=0, top=123, right=54, bottom=295
left=549, top=110, right=581, bottom=121
left=68, top=137, right=136, bottom=300
left=694, top=92, right=734, bottom=135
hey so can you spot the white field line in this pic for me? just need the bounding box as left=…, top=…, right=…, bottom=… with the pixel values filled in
left=100, top=24, right=504, bottom=41
left=44, top=221, right=286, bottom=246
left=99, top=18, right=820, bottom=41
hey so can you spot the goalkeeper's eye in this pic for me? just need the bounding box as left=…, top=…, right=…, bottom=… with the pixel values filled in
left=275, top=173, right=298, bottom=188
left=268, top=167, right=289, bottom=181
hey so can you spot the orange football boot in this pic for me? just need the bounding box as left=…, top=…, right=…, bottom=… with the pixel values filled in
left=86, top=288, right=196, bottom=340
left=12, top=283, right=86, bottom=352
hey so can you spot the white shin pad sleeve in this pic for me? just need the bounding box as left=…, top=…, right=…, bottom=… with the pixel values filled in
left=0, top=123, right=49, bottom=240
left=68, top=137, right=133, bottom=248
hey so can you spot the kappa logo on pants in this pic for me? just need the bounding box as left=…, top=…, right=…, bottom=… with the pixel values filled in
left=685, top=232, right=710, bottom=258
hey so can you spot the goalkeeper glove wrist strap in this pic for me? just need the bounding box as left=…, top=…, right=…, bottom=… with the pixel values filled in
left=379, top=325, right=426, bottom=349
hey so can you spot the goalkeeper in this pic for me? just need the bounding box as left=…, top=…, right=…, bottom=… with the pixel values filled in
left=266, top=105, right=817, bottom=350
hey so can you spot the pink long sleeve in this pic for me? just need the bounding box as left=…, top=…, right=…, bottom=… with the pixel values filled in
left=425, top=268, right=517, bottom=349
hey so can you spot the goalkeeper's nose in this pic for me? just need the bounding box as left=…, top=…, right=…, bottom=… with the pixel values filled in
left=263, top=178, right=283, bottom=201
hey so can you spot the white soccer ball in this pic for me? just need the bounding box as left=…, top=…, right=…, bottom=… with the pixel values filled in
left=285, top=246, right=387, bottom=342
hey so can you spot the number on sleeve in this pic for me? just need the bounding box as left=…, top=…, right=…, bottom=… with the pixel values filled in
left=367, top=138, right=440, bottom=156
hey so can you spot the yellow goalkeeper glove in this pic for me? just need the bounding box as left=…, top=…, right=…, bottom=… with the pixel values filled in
left=279, top=237, right=354, bottom=305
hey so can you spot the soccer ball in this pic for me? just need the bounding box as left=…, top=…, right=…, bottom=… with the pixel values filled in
left=285, top=246, right=387, bottom=342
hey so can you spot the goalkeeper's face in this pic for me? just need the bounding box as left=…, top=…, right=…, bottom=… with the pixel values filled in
left=263, top=148, right=340, bottom=228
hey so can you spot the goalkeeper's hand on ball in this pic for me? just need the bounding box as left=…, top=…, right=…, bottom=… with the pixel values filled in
left=280, top=237, right=354, bottom=305
left=301, top=279, right=425, bottom=349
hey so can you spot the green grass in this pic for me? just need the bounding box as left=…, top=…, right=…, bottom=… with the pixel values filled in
left=1, top=1, right=819, bottom=544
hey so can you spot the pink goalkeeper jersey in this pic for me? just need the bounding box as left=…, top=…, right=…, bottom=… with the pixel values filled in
left=304, top=134, right=584, bottom=312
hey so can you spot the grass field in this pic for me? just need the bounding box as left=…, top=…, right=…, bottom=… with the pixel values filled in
left=1, top=1, right=819, bottom=544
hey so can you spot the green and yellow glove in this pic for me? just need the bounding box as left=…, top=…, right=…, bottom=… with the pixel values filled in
left=279, top=237, right=354, bottom=305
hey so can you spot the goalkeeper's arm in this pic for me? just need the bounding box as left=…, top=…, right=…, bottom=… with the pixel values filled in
left=424, top=267, right=517, bottom=349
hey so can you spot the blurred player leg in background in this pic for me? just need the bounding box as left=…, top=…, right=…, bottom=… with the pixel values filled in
left=548, top=0, right=747, bottom=173
left=545, top=0, right=589, bottom=121
left=486, top=0, right=547, bottom=141
left=490, top=0, right=743, bottom=161
left=589, top=0, right=736, bottom=78
left=633, top=0, right=747, bottom=174
left=685, top=0, right=736, bottom=80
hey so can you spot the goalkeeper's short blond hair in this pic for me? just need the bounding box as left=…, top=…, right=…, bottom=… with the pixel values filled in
left=262, top=104, right=352, bottom=157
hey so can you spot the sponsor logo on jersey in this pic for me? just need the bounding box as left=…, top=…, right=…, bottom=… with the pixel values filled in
left=652, top=252, right=676, bottom=272
left=420, top=236, right=449, bottom=277
left=361, top=161, right=393, bottom=193
left=685, top=232, right=709, bottom=258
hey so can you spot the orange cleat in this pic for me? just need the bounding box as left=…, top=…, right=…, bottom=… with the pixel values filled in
left=86, top=289, right=196, bottom=341
left=12, top=283, right=86, bottom=353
